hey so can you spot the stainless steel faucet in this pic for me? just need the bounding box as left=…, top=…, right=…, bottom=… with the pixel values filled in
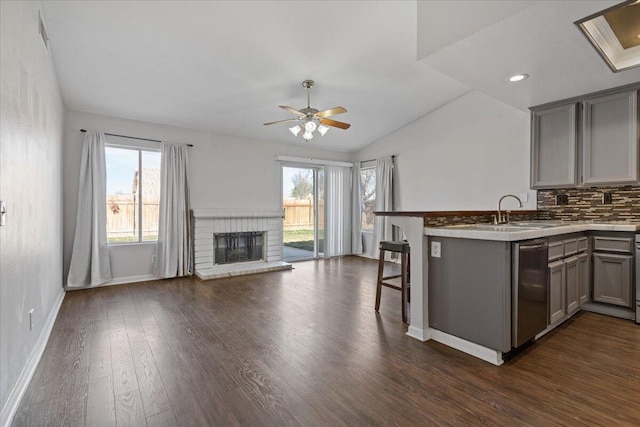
left=495, top=194, right=523, bottom=224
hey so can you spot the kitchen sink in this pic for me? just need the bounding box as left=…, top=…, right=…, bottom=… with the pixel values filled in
left=510, top=221, right=566, bottom=228
left=451, top=224, right=545, bottom=232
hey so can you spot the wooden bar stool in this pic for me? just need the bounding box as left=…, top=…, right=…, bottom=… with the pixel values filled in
left=375, top=240, right=410, bottom=323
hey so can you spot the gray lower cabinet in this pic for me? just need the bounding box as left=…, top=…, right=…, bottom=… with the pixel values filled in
left=577, top=253, right=590, bottom=305
left=548, top=235, right=590, bottom=326
left=592, top=252, right=633, bottom=307
left=549, top=260, right=566, bottom=325
left=582, top=90, right=639, bottom=185
left=530, top=103, right=578, bottom=189
left=565, top=256, right=580, bottom=315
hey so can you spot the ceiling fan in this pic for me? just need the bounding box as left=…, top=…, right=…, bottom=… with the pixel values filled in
left=264, top=80, right=351, bottom=141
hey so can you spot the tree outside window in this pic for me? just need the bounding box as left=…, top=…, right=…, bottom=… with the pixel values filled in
left=360, top=167, right=376, bottom=231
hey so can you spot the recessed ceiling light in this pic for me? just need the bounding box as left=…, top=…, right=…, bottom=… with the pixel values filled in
left=506, top=73, right=529, bottom=83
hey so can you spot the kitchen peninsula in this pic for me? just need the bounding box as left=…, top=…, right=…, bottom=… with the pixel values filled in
left=375, top=210, right=537, bottom=364
left=376, top=211, right=639, bottom=366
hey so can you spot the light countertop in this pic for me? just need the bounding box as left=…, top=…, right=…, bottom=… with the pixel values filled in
left=424, top=221, right=640, bottom=242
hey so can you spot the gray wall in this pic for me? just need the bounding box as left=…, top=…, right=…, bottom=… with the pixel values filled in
left=0, top=1, right=65, bottom=420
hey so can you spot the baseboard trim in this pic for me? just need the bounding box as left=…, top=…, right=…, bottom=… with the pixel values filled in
left=1, top=289, right=65, bottom=427
left=580, top=303, right=635, bottom=320
left=66, top=274, right=157, bottom=290
left=104, top=274, right=157, bottom=286
left=406, top=325, right=431, bottom=341
left=430, top=329, right=504, bottom=366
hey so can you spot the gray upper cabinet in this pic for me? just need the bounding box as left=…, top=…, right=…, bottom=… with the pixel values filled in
left=582, top=90, right=639, bottom=185
left=530, top=85, right=640, bottom=189
left=531, top=103, right=578, bottom=189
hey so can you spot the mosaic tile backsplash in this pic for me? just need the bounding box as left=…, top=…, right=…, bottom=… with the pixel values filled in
left=537, top=186, right=640, bottom=221
left=423, top=212, right=540, bottom=227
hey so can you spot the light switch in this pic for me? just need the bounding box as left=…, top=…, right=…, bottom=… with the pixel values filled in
left=431, top=241, right=441, bottom=258
left=0, top=201, right=6, bottom=226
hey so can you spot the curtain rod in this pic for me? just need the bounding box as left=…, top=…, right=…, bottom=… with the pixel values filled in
left=80, top=129, right=193, bottom=147
left=360, top=155, right=395, bottom=164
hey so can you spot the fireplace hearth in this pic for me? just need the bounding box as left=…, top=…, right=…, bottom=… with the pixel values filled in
left=192, top=209, right=291, bottom=280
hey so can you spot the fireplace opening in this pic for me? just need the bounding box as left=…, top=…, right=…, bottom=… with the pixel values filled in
left=214, top=231, right=264, bottom=265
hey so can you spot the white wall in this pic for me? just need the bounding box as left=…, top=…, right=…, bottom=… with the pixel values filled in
left=353, top=90, right=535, bottom=212
left=63, top=110, right=350, bottom=284
left=0, top=2, right=65, bottom=424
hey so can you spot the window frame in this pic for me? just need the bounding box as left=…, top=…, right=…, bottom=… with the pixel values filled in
left=105, top=142, right=161, bottom=245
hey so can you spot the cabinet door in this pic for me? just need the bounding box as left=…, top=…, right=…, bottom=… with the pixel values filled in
left=565, top=256, right=580, bottom=315
left=549, top=260, right=566, bottom=325
left=582, top=90, right=639, bottom=185
left=592, top=253, right=633, bottom=307
left=531, top=103, right=578, bottom=189
left=577, top=253, right=590, bottom=306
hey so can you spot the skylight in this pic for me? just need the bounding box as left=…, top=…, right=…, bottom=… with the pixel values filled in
left=576, top=0, right=640, bottom=72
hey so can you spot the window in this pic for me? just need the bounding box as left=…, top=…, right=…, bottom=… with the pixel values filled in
left=360, top=167, right=376, bottom=231
left=105, top=145, right=161, bottom=243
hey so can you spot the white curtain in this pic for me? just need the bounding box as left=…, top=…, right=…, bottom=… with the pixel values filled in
left=370, top=156, right=394, bottom=259
left=67, top=131, right=112, bottom=288
left=155, top=143, right=192, bottom=278
left=351, top=163, right=363, bottom=254
left=324, top=165, right=352, bottom=257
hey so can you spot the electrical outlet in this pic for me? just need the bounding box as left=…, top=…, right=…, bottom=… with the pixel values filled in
left=519, top=193, right=529, bottom=203
left=28, top=309, right=34, bottom=331
left=602, top=192, right=612, bottom=204
left=431, top=241, right=441, bottom=258
left=556, top=194, right=568, bottom=205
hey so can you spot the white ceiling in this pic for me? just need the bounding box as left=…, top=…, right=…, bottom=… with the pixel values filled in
left=42, top=1, right=640, bottom=153
left=419, top=0, right=640, bottom=110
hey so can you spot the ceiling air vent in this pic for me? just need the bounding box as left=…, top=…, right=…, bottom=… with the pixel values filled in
left=38, top=11, right=49, bottom=53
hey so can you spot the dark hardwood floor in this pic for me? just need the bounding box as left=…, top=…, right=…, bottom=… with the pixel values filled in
left=12, top=256, right=640, bottom=426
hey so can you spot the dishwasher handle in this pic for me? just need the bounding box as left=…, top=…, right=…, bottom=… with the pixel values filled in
left=520, top=243, right=547, bottom=250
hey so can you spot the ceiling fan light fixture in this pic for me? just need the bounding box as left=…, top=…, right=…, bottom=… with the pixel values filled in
left=289, top=125, right=301, bottom=136
left=317, top=124, right=329, bottom=136
left=264, top=80, right=350, bottom=142
left=304, top=120, right=317, bottom=132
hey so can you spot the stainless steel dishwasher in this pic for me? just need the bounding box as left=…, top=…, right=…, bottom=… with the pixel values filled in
left=512, top=239, right=549, bottom=347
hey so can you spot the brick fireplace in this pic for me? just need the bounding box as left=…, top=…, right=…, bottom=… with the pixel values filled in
left=192, top=209, right=292, bottom=280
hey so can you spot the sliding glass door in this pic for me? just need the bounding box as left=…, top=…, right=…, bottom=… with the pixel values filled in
left=282, top=165, right=324, bottom=261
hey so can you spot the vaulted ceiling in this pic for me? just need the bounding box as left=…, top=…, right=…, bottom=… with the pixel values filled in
left=42, top=1, right=640, bottom=153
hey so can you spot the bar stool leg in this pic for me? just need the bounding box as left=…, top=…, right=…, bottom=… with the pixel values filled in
left=375, top=249, right=386, bottom=312
left=401, top=251, right=408, bottom=323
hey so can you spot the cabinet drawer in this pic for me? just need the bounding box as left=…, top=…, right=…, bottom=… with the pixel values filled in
left=592, top=236, right=633, bottom=254
left=549, top=241, right=564, bottom=261
left=564, top=238, right=578, bottom=256
left=577, top=237, right=588, bottom=253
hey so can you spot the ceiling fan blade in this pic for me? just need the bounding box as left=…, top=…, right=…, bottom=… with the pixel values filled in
left=279, top=105, right=305, bottom=116
left=316, top=107, right=347, bottom=118
left=320, top=118, right=351, bottom=130
left=263, top=118, right=301, bottom=126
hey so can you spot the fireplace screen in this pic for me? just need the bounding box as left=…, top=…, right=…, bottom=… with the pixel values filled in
left=214, top=232, right=264, bottom=265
